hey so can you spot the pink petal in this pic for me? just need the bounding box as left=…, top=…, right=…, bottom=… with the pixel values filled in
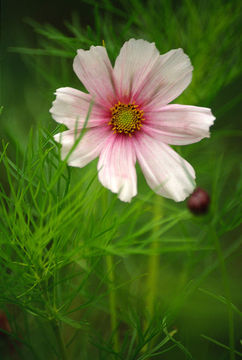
left=136, top=48, right=193, bottom=109
left=113, top=39, right=160, bottom=103
left=143, top=105, right=215, bottom=145
left=134, top=134, right=195, bottom=201
left=98, top=135, right=137, bottom=202
left=50, top=87, right=109, bottom=129
left=54, top=126, right=111, bottom=168
left=73, top=46, right=116, bottom=108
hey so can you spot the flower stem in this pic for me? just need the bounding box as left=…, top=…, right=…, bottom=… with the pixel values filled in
left=212, top=228, right=235, bottom=360
left=106, top=254, right=119, bottom=353
left=52, top=320, right=68, bottom=360
left=144, top=198, right=162, bottom=347
left=146, top=240, right=160, bottom=318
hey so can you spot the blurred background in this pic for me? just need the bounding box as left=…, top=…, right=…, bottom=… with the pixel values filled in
left=1, top=0, right=242, bottom=359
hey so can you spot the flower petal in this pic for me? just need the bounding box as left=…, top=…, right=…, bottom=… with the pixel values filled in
left=113, top=39, right=160, bottom=102
left=73, top=46, right=116, bottom=108
left=50, top=87, right=109, bottom=129
left=136, top=48, right=193, bottom=109
left=98, top=135, right=137, bottom=202
left=134, top=134, right=195, bottom=201
left=54, top=126, right=111, bottom=168
left=143, top=105, right=215, bottom=145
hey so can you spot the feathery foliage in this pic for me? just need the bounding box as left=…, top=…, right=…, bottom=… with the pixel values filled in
left=1, top=0, right=241, bottom=359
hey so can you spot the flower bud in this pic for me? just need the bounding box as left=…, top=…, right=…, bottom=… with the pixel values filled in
left=187, top=187, right=210, bottom=215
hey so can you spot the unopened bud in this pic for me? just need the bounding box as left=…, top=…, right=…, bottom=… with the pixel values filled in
left=187, top=187, right=210, bottom=215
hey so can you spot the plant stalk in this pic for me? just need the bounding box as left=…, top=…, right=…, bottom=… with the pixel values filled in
left=52, top=320, right=68, bottom=360
left=106, top=254, right=120, bottom=353
left=212, top=228, right=235, bottom=360
left=144, top=198, right=162, bottom=348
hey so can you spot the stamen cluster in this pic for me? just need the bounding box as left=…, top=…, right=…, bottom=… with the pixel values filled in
left=109, top=101, right=144, bottom=136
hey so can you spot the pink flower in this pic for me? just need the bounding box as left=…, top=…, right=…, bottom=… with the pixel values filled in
left=50, top=39, right=215, bottom=202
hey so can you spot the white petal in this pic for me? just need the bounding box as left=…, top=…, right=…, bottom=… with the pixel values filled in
left=134, top=134, right=195, bottom=201
left=98, top=135, right=137, bottom=202
left=113, top=39, right=160, bottom=102
left=143, top=104, right=215, bottom=145
left=54, top=126, right=111, bottom=168
left=73, top=46, right=116, bottom=107
left=50, top=87, right=108, bottom=129
left=137, top=48, right=193, bottom=109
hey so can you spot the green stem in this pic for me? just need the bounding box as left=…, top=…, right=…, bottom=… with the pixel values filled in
left=146, top=241, right=160, bottom=318
left=106, top=254, right=119, bottom=353
left=212, top=228, right=235, bottom=360
left=146, top=199, right=162, bottom=318
left=52, top=320, right=68, bottom=360
left=143, top=198, right=162, bottom=349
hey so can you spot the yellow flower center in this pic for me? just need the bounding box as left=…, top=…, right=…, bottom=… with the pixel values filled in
left=109, top=101, right=144, bottom=136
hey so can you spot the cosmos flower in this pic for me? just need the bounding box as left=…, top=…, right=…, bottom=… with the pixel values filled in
left=50, top=39, right=215, bottom=202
